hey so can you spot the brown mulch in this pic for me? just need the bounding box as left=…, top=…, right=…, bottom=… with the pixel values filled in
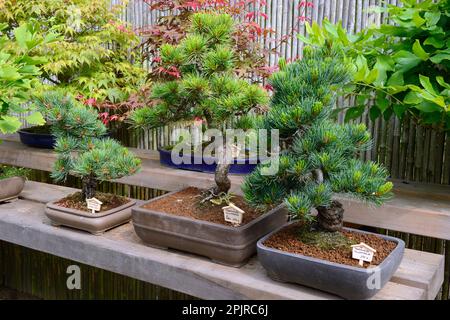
left=264, top=223, right=398, bottom=268
left=141, top=187, right=264, bottom=227
left=55, top=192, right=129, bottom=214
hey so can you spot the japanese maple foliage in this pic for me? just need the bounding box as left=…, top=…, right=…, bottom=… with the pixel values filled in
left=139, top=0, right=312, bottom=82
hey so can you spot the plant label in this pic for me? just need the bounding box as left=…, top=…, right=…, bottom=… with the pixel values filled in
left=86, top=197, right=103, bottom=214
left=230, top=144, right=242, bottom=158
left=222, top=203, right=244, bottom=226
left=351, top=242, right=376, bottom=266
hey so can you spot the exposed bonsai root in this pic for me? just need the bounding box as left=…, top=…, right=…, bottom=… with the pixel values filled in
left=316, top=200, right=344, bottom=232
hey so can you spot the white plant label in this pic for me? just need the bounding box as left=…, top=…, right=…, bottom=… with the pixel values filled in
left=86, top=197, right=103, bottom=214
left=230, top=144, right=242, bottom=158
left=352, top=242, right=376, bottom=266
left=222, top=203, right=244, bottom=226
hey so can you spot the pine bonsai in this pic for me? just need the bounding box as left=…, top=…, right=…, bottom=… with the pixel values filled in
left=243, top=45, right=394, bottom=234
left=131, top=13, right=268, bottom=197
left=37, top=93, right=141, bottom=200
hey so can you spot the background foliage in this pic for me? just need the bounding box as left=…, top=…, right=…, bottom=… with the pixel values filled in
left=299, top=0, right=450, bottom=130
left=0, top=0, right=147, bottom=107
left=0, top=22, right=56, bottom=135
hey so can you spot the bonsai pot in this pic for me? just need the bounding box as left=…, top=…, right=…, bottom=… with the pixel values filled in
left=158, top=147, right=262, bottom=174
left=0, top=177, right=26, bottom=202
left=19, top=125, right=112, bottom=149
left=45, top=198, right=136, bottom=235
left=257, top=223, right=405, bottom=299
left=132, top=191, right=288, bottom=267
left=18, top=125, right=55, bottom=149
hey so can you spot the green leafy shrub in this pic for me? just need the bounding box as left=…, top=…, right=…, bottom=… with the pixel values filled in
left=36, top=93, right=141, bottom=199
left=243, top=45, right=393, bottom=232
left=0, top=165, right=30, bottom=180
left=0, top=0, right=146, bottom=103
left=299, top=0, right=450, bottom=130
left=0, top=23, right=57, bottom=134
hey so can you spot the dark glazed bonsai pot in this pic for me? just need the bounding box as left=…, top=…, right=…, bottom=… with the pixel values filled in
left=18, top=125, right=55, bottom=149
left=257, top=223, right=405, bottom=299
left=19, top=125, right=112, bottom=149
left=158, top=148, right=262, bottom=174
left=132, top=191, right=288, bottom=267
left=45, top=198, right=136, bottom=235
left=0, top=177, right=26, bottom=202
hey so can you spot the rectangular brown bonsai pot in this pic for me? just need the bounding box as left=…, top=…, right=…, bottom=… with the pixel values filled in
left=45, top=198, right=136, bottom=235
left=132, top=191, right=288, bottom=267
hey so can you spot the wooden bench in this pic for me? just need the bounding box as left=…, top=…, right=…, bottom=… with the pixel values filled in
left=0, top=182, right=445, bottom=300
left=1, top=138, right=450, bottom=240
left=0, top=136, right=448, bottom=299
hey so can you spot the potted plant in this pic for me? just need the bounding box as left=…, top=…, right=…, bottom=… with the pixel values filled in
left=131, top=12, right=269, bottom=174
left=41, top=93, right=141, bottom=234
left=131, top=13, right=287, bottom=267
left=243, top=45, right=405, bottom=299
left=0, top=0, right=146, bottom=148
left=0, top=166, right=29, bottom=202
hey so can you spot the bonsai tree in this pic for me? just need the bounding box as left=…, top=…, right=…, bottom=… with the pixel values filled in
left=36, top=93, right=141, bottom=200
left=131, top=13, right=268, bottom=197
left=243, top=44, right=394, bottom=233
left=0, top=0, right=146, bottom=105
left=0, top=22, right=57, bottom=135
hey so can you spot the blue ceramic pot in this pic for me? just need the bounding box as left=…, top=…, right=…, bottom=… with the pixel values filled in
left=18, top=126, right=55, bottom=149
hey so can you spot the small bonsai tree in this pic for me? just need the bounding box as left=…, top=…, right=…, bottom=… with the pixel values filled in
left=36, top=93, right=141, bottom=200
left=243, top=45, right=394, bottom=234
left=131, top=13, right=268, bottom=197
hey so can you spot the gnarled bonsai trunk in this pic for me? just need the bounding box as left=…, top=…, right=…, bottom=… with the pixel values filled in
left=213, top=143, right=231, bottom=194
left=82, top=176, right=97, bottom=200
left=316, top=200, right=344, bottom=232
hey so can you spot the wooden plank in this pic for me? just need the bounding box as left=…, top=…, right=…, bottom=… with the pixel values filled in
left=372, top=282, right=425, bottom=300
left=2, top=138, right=450, bottom=240
left=0, top=138, right=243, bottom=195
left=391, top=249, right=445, bottom=300
left=0, top=181, right=443, bottom=300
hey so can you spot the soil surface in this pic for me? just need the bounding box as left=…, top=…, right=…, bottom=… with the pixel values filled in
left=55, top=192, right=129, bottom=214
left=264, top=223, right=397, bottom=268
left=142, top=187, right=264, bottom=227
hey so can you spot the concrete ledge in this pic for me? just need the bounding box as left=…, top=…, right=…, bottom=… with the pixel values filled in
left=0, top=182, right=444, bottom=300
left=1, top=138, right=450, bottom=240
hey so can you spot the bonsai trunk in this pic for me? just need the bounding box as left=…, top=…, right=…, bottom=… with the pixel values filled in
left=213, top=143, right=231, bottom=195
left=82, top=176, right=97, bottom=200
left=316, top=200, right=344, bottom=232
